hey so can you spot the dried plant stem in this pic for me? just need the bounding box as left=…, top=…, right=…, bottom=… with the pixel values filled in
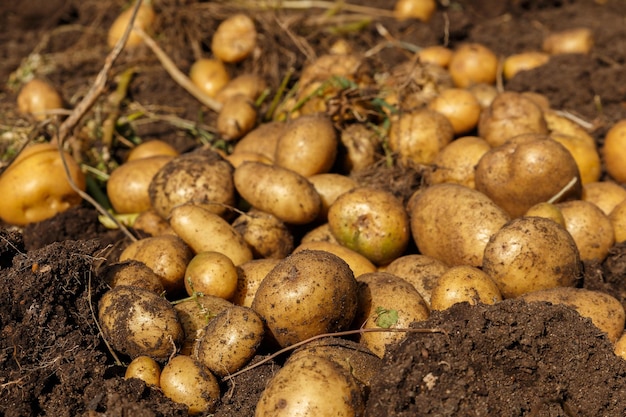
left=236, top=0, right=397, bottom=18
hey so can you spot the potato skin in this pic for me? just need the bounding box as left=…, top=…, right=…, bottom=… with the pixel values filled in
left=382, top=254, right=449, bottom=306
left=429, top=265, right=502, bottom=311
left=160, top=355, right=220, bottom=415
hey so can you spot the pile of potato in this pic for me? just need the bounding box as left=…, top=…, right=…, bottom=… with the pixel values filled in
left=3, top=2, right=626, bottom=416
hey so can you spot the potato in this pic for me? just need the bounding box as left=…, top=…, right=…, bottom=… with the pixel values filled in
left=482, top=216, right=581, bottom=299
left=543, top=28, right=593, bottom=55
left=550, top=132, right=600, bottom=185
left=328, top=187, right=410, bottom=266
left=107, top=155, right=173, bottom=214
left=293, top=240, right=377, bottom=278
left=543, top=109, right=595, bottom=148
left=211, top=14, right=257, bottom=63
left=602, top=119, right=626, bottom=184
left=119, top=234, right=194, bottom=294
left=160, top=355, right=220, bottom=415
left=107, top=2, right=155, bottom=48
left=448, top=43, right=498, bottom=88
left=169, top=204, right=253, bottom=266
left=189, top=58, right=230, bottom=98
left=125, top=356, right=161, bottom=387
left=232, top=210, right=294, bottom=259
left=232, top=258, right=281, bottom=307
left=184, top=251, right=239, bottom=299
left=339, top=123, right=381, bottom=173
left=583, top=181, right=626, bottom=216
left=255, top=354, right=364, bottom=417
left=503, top=51, right=550, bottom=80
left=427, top=136, right=491, bottom=189
left=383, top=254, right=449, bottom=306
left=355, top=272, right=430, bottom=357
left=308, top=173, right=359, bottom=221
left=388, top=108, right=455, bottom=166
left=127, top=140, right=179, bottom=161
left=521, top=287, right=624, bottom=343
left=614, top=332, right=626, bottom=360
left=215, top=73, right=267, bottom=104
left=102, top=260, right=165, bottom=294
left=524, top=202, right=566, bottom=227
left=217, top=94, right=257, bottom=141
left=148, top=148, right=235, bottom=219
left=417, top=45, right=453, bottom=68
left=234, top=161, right=321, bottom=225
left=132, top=209, right=174, bottom=236
left=394, top=0, right=436, bottom=22
left=232, top=121, right=284, bottom=162
left=225, top=151, right=272, bottom=168
left=429, top=265, right=502, bottom=311
left=556, top=200, right=615, bottom=262
left=468, top=83, right=498, bottom=110
left=251, top=250, right=358, bottom=348
left=428, top=88, right=482, bottom=135
left=17, top=78, right=64, bottom=120
left=98, top=285, right=184, bottom=360
left=475, top=135, right=582, bottom=218
left=298, top=53, right=362, bottom=89
left=478, top=91, right=548, bottom=148
left=610, top=199, right=626, bottom=243
left=0, top=143, right=86, bottom=225
left=194, top=306, right=264, bottom=377
left=409, top=183, right=510, bottom=267
left=300, top=222, right=340, bottom=245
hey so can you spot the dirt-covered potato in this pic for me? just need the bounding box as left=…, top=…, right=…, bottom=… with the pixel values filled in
left=610, top=199, right=626, bottom=243
left=160, top=355, right=220, bottom=415
left=427, top=136, right=491, bottom=189
left=217, top=94, right=257, bottom=141
left=125, top=356, right=161, bottom=387
left=232, top=258, right=281, bottom=307
left=102, top=260, right=165, bottom=294
left=194, top=306, right=264, bottom=377
left=521, top=287, right=624, bottom=343
left=410, top=183, right=510, bottom=267
left=382, top=254, right=449, bottom=306
left=251, top=250, right=358, bottom=348
left=293, top=240, right=377, bottom=278
left=448, top=43, right=498, bottom=88
left=17, top=78, right=64, bottom=120
left=234, top=161, right=322, bottom=225
left=232, top=210, right=294, bottom=259
left=211, top=14, right=257, bottom=63
left=328, top=187, right=410, bottom=266
left=98, top=285, right=184, bottom=360
left=475, top=135, right=582, bottom=218
left=184, top=251, right=239, bottom=299
left=308, top=173, right=359, bottom=221
left=355, top=272, right=430, bottom=357
left=339, top=123, right=381, bottom=173
left=583, top=181, right=626, bottom=216
left=429, top=265, right=502, bottom=311
left=482, top=216, right=581, bottom=299
left=215, top=73, right=267, bottom=104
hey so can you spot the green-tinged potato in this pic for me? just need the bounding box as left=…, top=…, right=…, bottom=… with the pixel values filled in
left=234, top=161, right=322, bottom=225
left=107, top=155, right=173, bottom=214
left=339, top=123, right=381, bottom=173
left=232, top=121, right=284, bottom=162
left=328, top=187, right=410, bottom=266
left=148, top=148, right=235, bottom=219
left=610, top=199, right=626, bottom=243
left=583, top=181, right=626, bottom=216
left=102, top=260, right=165, bottom=294
left=251, top=250, right=358, bottom=348
left=217, top=94, right=257, bottom=141
left=232, top=210, right=294, bottom=259
left=409, top=183, right=510, bottom=267
left=125, top=356, right=161, bottom=387
left=294, top=240, right=377, bottom=278
left=185, top=251, right=239, bottom=299
left=427, top=136, right=491, bottom=189
left=355, top=272, right=430, bottom=357
left=274, top=114, right=338, bottom=177
left=119, top=234, right=194, bottom=294
left=194, top=306, right=264, bottom=377
left=98, top=286, right=184, bottom=360
left=521, top=287, right=624, bottom=343
left=169, top=204, right=253, bottom=266
left=308, top=173, right=359, bottom=221
left=160, top=355, right=220, bottom=415
left=127, top=140, right=179, bottom=162
left=482, top=216, right=581, bottom=299
left=255, top=354, right=364, bottom=417
left=300, top=222, right=340, bottom=245
left=556, top=200, right=615, bottom=262
left=232, top=258, right=281, bottom=308
left=382, top=254, right=449, bottom=306
left=429, top=265, right=502, bottom=311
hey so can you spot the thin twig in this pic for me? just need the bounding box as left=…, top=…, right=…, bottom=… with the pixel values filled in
left=233, top=0, right=397, bottom=18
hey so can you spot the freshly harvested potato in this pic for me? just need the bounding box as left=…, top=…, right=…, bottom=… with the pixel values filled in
left=125, top=356, right=161, bottom=387
left=328, top=187, right=410, bottom=266
left=160, top=355, right=220, bottom=415
left=467, top=83, right=498, bottom=110
left=478, top=91, right=548, bottom=148
left=582, top=181, right=626, bottom=216
left=427, top=136, right=491, bottom=189
left=503, top=51, right=550, bottom=80
left=132, top=209, right=174, bottom=236
left=148, top=148, right=235, bottom=219
left=217, top=94, right=257, bottom=141
left=0, top=143, right=86, bottom=225
left=169, top=204, right=253, bottom=266
left=394, top=0, right=436, bottom=22
left=602, top=120, right=626, bottom=184
left=610, top=199, right=626, bottom=243
left=482, top=216, right=581, bottom=299
left=189, top=58, right=230, bottom=98
left=550, top=133, right=600, bottom=185
left=98, top=285, right=184, bottom=360
left=293, top=240, right=377, bottom=278
left=543, top=28, right=594, bottom=55
left=194, top=306, right=264, bottom=377
left=524, top=202, right=566, bottom=227
left=300, top=223, right=340, bottom=245
left=521, top=287, right=624, bottom=343
left=388, top=108, right=455, bottom=166
left=383, top=254, right=449, bottom=306
left=17, top=78, right=64, bottom=120
left=102, top=260, right=165, bottom=294
left=428, top=88, right=482, bottom=135
left=215, top=73, right=267, bottom=104
left=234, top=161, right=321, bottom=225
left=251, top=250, right=358, bottom=348
left=232, top=210, right=294, bottom=259
left=232, top=121, right=284, bottom=162
left=556, top=200, right=615, bottom=262
left=409, top=183, right=510, bottom=267
left=127, top=140, right=179, bottom=161
left=448, top=43, right=499, bottom=88
left=225, top=151, right=272, bottom=168
left=255, top=354, right=364, bottom=417
left=355, top=272, right=430, bottom=357
left=543, top=109, right=595, bottom=148
left=119, top=234, right=194, bottom=294
left=184, top=251, right=239, bottom=299
left=429, top=265, right=502, bottom=311
left=417, top=45, right=453, bottom=68
left=107, top=155, right=173, bottom=214
left=614, top=332, right=626, bottom=359
left=107, top=2, right=155, bottom=48
left=475, top=135, right=582, bottom=218
left=339, top=123, right=381, bottom=173
left=232, top=258, right=281, bottom=307
left=211, top=14, right=257, bottom=63
left=298, top=53, right=362, bottom=89
left=308, top=173, right=359, bottom=221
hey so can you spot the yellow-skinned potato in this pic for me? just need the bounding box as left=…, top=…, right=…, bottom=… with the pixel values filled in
left=0, top=143, right=86, bottom=225
left=482, top=216, right=581, bottom=299
left=468, top=83, right=498, bottom=110
left=550, top=133, right=601, bottom=185
left=544, top=109, right=595, bottom=148
left=583, top=181, right=626, bottom=216
left=232, top=121, right=284, bottom=162
left=521, top=287, right=624, bottom=343
left=160, top=355, right=220, bottom=415
left=298, top=53, right=362, bottom=89
left=614, top=333, right=626, bottom=359
left=103, top=260, right=165, bottom=294
left=300, top=222, right=340, bottom=245
left=417, top=45, right=453, bottom=68
left=185, top=251, right=239, bottom=300
left=127, top=140, right=179, bottom=162
left=215, top=73, right=267, bottom=104
left=394, top=0, right=436, bottom=22
left=524, top=202, right=566, bottom=227
left=225, top=151, right=272, bottom=168
left=503, top=51, right=550, bottom=80
left=189, top=58, right=230, bottom=98
left=132, top=209, right=175, bottom=237
left=427, top=136, right=491, bottom=189
left=543, top=28, right=593, bottom=55
left=383, top=254, right=449, bottom=306
left=294, top=240, right=377, bottom=278
left=339, top=123, right=381, bottom=173
left=448, top=43, right=498, bottom=88
left=125, top=356, right=161, bottom=387
left=429, top=265, right=502, bottom=311
left=610, top=199, right=626, bottom=243
left=232, top=258, right=281, bottom=307
left=602, top=120, right=626, bottom=184
left=107, top=3, right=155, bottom=49
left=308, top=173, right=359, bottom=221
left=217, top=94, right=257, bottom=141
left=232, top=210, right=294, bottom=259
left=211, top=14, right=257, bottom=63
left=234, top=161, right=321, bottom=225
left=428, top=88, right=482, bottom=135
left=410, top=183, right=510, bottom=267
left=17, top=78, right=64, bottom=120
left=169, top=204, right=253, bottom=266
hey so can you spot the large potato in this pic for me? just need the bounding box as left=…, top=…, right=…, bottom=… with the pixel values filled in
left=482, top=216, right=581, bottom=298
left=409, top=183, right=510, bottom=267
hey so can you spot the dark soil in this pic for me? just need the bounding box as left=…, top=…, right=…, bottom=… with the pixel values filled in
left=2, top=1, right=626, bottom=416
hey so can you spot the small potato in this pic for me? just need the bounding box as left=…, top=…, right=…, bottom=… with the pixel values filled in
left=602, top=120, right=626, bottom=184
left=17, top=78, right=64, bottom=120
left=102, top=260, right=165, bottom=294
left=448, top=43, right=499, bottom=88
left=427, top=136, right=491, bottom=189
left=234, top=161, right=321, bottom=225
left=556, top=200, right=615, bottom=262
left=294, top=240, right=377, bottom=278
left=582, top=181, right=626, bottom=216
left=107, top=3, right=155, bottom=48
left=482, top=216, right=581, bottom=299
left=355, top=272, right=430, bottom=357
left=298, top=53, right=362, bottom=89
left=328, top=187, right=410, bottom=266
left=215, top=73, right=267, bottom=104
left=232, top=121, right=284, bottom=162
left=169, top=204, right=253, bottom=266
left=160, top=355, right=220, bottom=415
left=251, top=250, right=358, bottom=348
left=119, top=234, right=194, bottom=294
left=339, top=123, right=381, bottom=173
left=410, top=183, right=510, bottom=267
left=189, top=58, right=230, bottom=98
left=232, top=258, right=281, bottom=307
left=194, top=306, right=264, bottom=377
left=503, top=51, right=550, bottom=80
left=300, top=223, right=340, bottom=245
left=217, top=94, right=257, bottom=141
left=308, top=173, right=359, bottom=221
left=232, top=210, right=294, bottom=259
left=524, top=202, right=566, bottom=227
left=394, top=0, right=436, bottom=22
left=550, top=133, right=601, bottom=185
left=428, top=88, right=482, bottom=135
left=211, top=14, right=257, bottom=63
left=610, top=199, right=626, bottom=243
left=429, top=265, right=502, bottom=311
left=543, top=28, right=593, bottom=55
left=543, top=109, right=595, bottom=148
left=521, top=287, right=624, bottom=343
left=185, top=251, right=239, bottom=299
left=132, top=209, right=174, bottom=236
left=98, top=285, right=184, bottom=360
left=417, top=45, right=453, bottom=68
left=467, top=83, right=498, bottom=110
left=383, top=254, right=449, bottom=306
left=125, top=356, right=161, bottom=387
left=126, top=140, right=179, bottom=162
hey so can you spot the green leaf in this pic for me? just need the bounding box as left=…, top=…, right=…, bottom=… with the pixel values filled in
left=375, top=307, right=399, bottom=328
